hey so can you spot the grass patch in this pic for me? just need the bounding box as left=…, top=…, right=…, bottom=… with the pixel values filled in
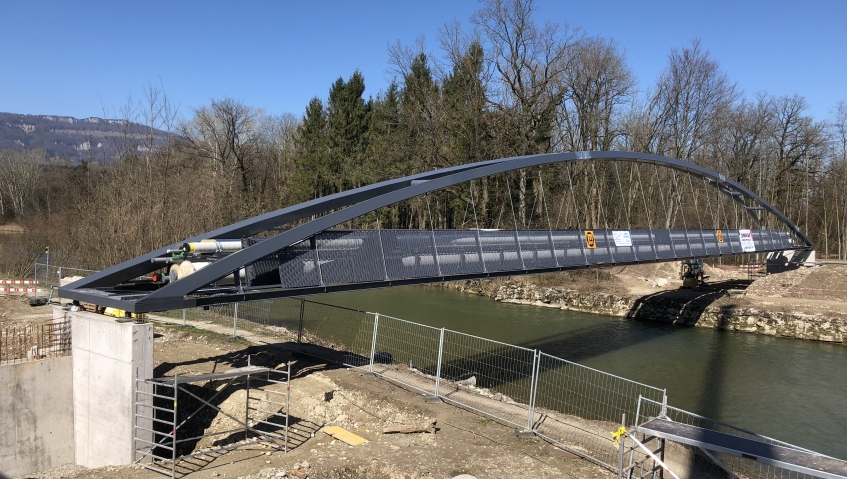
left=153, top=321, right=252, bottom=346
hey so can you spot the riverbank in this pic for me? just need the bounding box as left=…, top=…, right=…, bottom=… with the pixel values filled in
left=444, top=263, right=847, bottom=344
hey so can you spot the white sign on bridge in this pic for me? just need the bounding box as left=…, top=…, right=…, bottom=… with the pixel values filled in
left=738, top=229, right=757, bottom=252
left=612, top=230, right=632, bottom=247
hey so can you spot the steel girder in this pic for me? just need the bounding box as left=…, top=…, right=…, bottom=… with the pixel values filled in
left=60, top=151, right=812, bottom=312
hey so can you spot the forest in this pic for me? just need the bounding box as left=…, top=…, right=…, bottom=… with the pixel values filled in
left=1, top=0, right=846, bottom=276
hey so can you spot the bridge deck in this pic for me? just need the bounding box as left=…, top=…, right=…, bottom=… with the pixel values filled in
left=636, top=418, right=847, bottom=479
left=61, top=228, right=801, bottom=311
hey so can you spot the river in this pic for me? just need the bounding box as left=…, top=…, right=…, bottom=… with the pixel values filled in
left=318, top=285, right=847, bottom=459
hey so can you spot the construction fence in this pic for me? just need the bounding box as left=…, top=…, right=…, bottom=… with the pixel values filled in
left=166, top=297, right=835, bottom=478
left=32, top=263, right=98, bottom=288
left=168, top=297, right=666, bottom=471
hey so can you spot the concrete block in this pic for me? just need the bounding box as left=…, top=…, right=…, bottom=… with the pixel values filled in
left=0, top=358, right=75, bottom=477
left=70, top=310, right=153, bottom=468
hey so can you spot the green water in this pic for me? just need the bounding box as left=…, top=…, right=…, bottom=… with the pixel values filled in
left=318, top=286, right=847, bottom=459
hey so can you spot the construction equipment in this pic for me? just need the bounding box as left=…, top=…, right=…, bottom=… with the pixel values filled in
left=679, top=259, right=707, bottom=288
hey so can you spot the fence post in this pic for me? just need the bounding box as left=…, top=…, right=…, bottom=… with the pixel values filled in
left=182, top=308, right=187, bottom=326
left=297, top=298, right=306, bottom=345
left=434, top=328, right=445, bottom=398
left=527, top=350, right=540, bottom=432
left=661, top=389, right=668, bottom=418
left=368, top=313, right=380, bottom=373
left=618, top=413, right=626, bottom=479
left=232, top=303, right=239, bottom=337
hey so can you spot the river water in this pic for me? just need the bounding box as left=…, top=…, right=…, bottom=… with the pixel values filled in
left=319, top=286, right=847, bottom=459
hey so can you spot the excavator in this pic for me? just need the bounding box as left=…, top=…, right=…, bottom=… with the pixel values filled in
left=679, top=259, right=707, bottom=288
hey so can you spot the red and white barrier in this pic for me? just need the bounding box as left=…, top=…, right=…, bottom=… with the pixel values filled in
left=0, top=287, right=39, bottom=293
left=0, top=279, right=37, bottom=285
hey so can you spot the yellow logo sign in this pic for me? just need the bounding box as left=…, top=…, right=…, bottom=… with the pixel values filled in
left=716, top=230, right=724, bottom=243
left=584, top=230, right=596, bottom=249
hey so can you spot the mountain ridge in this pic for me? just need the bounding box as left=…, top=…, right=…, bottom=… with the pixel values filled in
left=0, top=112, right=171, bottom=163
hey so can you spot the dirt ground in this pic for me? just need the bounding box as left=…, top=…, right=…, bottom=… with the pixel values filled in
left=0, top=295, right=52, bottom=325
left=12, top=320, right=614, bottom=479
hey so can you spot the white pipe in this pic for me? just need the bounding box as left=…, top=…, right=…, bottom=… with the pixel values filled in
left=175, top=261, right=245, bottom=285
left=182, top=240, right=243, bottom=254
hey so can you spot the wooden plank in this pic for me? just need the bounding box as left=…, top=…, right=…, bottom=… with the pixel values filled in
left=321, top=426, right=368, bottom=446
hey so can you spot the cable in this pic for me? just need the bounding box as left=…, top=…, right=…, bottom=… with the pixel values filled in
left=538, top=169, right=558, bottom=266
left=505, top=173, right=526, bottom=270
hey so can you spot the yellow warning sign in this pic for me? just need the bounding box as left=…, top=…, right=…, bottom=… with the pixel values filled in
left=584, top=230, right=596, bottom=249
left=716, top=230, right=724, bottom=243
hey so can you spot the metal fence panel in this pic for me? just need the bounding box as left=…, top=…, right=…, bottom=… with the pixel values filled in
left=437, top=329, right=537, bottom=429
left=298, top=300, right=372, bottom=364
left=552, top=231, right=587, bottom=267
left=651, top=230, right=677, bottom=259
left=360, top=314, right=442, bottom=396
left=33, top=263, right=97, bottom=289
left=670, top=229, right=691, bottom=257
left=532, top=352, right=666, bottom=469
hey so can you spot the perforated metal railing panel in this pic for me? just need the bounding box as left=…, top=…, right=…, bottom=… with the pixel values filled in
left=268, top=228, right=798, bottom=288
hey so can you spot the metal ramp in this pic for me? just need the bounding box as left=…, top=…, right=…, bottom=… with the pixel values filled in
left=635, top=418, right=847, bottom=479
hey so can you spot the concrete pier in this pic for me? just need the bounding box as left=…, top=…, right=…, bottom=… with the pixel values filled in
left=68, top=309, right=153, bottom=468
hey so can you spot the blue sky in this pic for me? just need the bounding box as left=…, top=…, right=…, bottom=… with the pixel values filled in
left=1, top=0, right=845, bottom=123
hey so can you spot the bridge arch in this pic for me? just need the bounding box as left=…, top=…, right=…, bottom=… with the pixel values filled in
left=61, top=151, right=812, bottom=312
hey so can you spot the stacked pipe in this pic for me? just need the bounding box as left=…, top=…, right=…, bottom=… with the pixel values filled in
left=159, top=239, right=246, bottom=284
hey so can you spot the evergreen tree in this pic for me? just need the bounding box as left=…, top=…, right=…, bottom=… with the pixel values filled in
left=326, top=71, right=371, bottom=191
left=294, top=97, right=327, bottom=199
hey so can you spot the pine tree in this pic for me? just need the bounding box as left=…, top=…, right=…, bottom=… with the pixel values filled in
left=294, top=97, right=327, bottom=199
left=326, top=71, right=371, bottom=191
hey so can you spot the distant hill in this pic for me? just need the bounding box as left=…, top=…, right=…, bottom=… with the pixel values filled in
left=0, top=112, right=172, bottom=163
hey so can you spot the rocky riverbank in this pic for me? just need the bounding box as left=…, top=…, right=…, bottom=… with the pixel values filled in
left=444, top=264, right=847, bottom=344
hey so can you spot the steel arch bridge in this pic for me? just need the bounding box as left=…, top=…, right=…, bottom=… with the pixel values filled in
left=61, top=151, right=812, bottom=313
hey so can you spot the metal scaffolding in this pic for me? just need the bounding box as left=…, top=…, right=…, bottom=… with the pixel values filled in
left=133, top=358, right=290, bottom=478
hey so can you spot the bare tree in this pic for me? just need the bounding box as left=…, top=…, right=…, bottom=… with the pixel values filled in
left=0, top=150, right=45, bottom=219
left=558, top=36, right=635, bottom=151
left=472, top=0, right=579, bottom=224
left=650, top=39, right=739, bottom=161
left=180, top=98, right=259, bottom=198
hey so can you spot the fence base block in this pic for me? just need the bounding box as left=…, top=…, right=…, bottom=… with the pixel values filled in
left=423, top=395, right=442, bottom=403
left=515, top=429, right=536, bottom=438
left=360, top=371, right=378, bottom=377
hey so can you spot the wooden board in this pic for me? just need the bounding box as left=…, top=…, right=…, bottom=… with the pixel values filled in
left=321, top=426, right=369, bottom=446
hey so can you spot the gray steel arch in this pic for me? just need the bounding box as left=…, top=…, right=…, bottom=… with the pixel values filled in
left=61, top=151, right=811, bottom=312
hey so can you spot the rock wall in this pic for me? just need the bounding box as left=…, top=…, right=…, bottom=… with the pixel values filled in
left=490, top=282, right=847, bottom=344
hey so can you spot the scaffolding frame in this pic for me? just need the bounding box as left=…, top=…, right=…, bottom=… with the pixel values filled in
left=133, top=357, right=290, bottom=478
